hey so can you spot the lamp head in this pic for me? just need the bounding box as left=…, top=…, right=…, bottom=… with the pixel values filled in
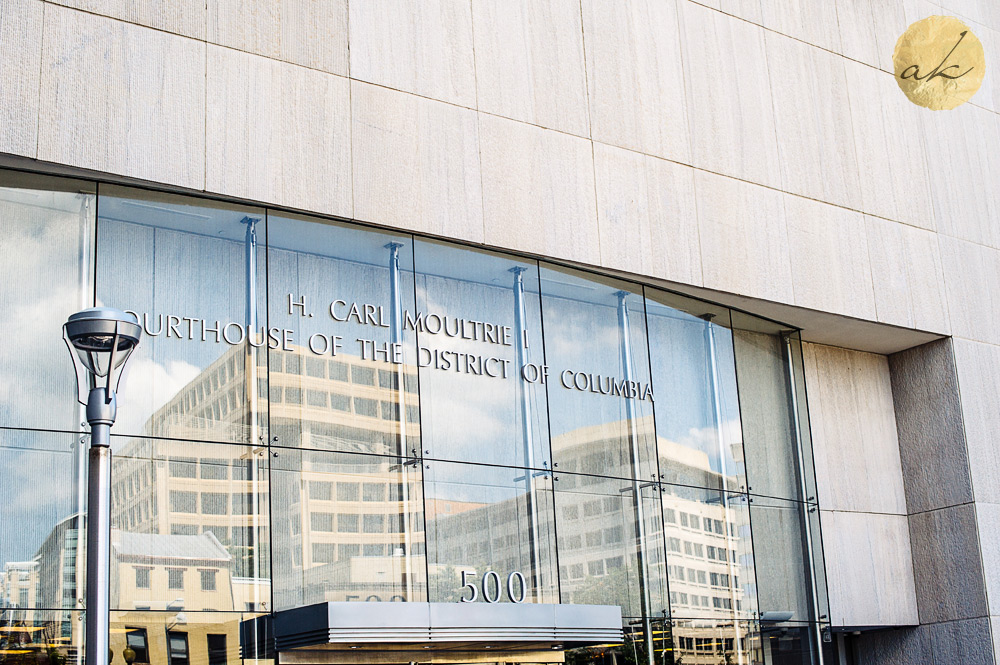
left=64, top=307, right=140, bottom=404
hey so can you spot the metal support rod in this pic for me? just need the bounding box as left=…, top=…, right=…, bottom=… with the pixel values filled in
left=782, top=334, right=826, bottom=665
left=73, top=196, right=92, bottom=665
left=701, top=315, right=745, bottom=665
left=511, top=267, right=544, bottom=601
left=616, top=292, right=654, bottom=665
left=387, top=242, right=415, bottom=601
left=85, top=388, right=115, bottom=665
left=242, top=217, right=263, bottom=616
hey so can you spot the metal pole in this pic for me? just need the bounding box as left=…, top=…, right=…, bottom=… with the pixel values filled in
left=242, top=217, right=262, bottom=614
left=386, top=242, right=415, bottom=601
left=85, top=388, right=116, bottom=665
left=511, top=267, right=544, bottom=601
left=615, top=292, right=654, bottom=665
left=782, top=334, right=825, bottom=665
left=701, top=315, right=745, bottom=665
left=73, top=196, right=93, bottom=664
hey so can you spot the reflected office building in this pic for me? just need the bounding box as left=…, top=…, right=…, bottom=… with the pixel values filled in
left=2, top=177, right=828, bottom=665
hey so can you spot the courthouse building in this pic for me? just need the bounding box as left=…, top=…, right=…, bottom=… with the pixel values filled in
left=1, top=1, right=999, bottom=665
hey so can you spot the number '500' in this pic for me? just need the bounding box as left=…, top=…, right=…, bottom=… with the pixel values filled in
left=459, top=570, right=526, bottom=603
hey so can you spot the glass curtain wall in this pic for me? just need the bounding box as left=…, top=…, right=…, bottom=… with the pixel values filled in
left=0, top=169, right=828, bottom=665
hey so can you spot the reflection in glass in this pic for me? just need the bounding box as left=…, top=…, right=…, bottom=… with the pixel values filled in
left=554, top=474, right=668, bottom=619
left=413, top=240, right=549, bottom=469
left=108, top=610, right=268, bottom=665
left=747, top=496, right=817, bottom=624
left=645, top=290, right=744, bottom=492
left=0, top=168, right=836, bottom=665
left=660, top=485, right=756, bottom=621
left=0, top=172, right=95, bottom=434
left=541, top=266, right=656, bottom=482
left=668, top=619, right=758, bottom=665
left=110, top=439, right=270, bottom=613
left=96, top=186, right=267, bottom=444
left=423, top=461, right=558, bottom=604
left=0, top=430, right=82, bottom=612
left=785, top=332, right=822, bottom=508
left=271, top=449, right=425, bottom=609
left=730, top=314, right=806, bottom=502
left=267, top=214, right=419, bottom=459
left=0, top=610, right=82, bottom=665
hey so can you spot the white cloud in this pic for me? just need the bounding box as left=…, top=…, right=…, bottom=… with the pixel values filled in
left=116, top=358, right=202, bottom=435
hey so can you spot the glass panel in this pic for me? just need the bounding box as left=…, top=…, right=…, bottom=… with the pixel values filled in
left=0, top=171, right=95, bottom=433
left=109, top=610, right=269, bottom=665
left=645, top=288, right=744, bottom=492
left=0, top=609, right=82, bottom=665
left=0, top=429, right=83, bottom=610
left=413, top=240, right=550, bottom=469
left=96, top=186, right=267, bottom=444
left=758, top=622, right=823, bottom=665
left=661, top=484, right=756, bottom=621
left=110, top=439, right=270, bottom=612
left=540, top=265, right=656, bottom=482
left=748, top=495, right=817, bottom=624
left=785, top=331, right=819, bottom=505
left=731, top=312, right=804, bottom=502
left=668, top=619, right=758, bottom=665
left=423, top=460, right=558, bottom=604
left=270, top=449, right=425, bottom=609
left=553, top=471, right=668, bottom=618
left=266, top=213, right=419, bottom=458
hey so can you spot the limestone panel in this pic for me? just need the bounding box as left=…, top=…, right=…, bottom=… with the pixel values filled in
left=593, top=143, right=701, bottom=286
left=683, top=0, right=761, bottom=23
left=844, top=62, right=935, bottom=231
left=206, top=47, right=352, bottom=218
left=975, top=503, right=1000, bottom=616
left=759, top=0, right=843, bottom=53
left=869, top=0, right=911, bottom=72
left=480, top=114, right=599, bottom=265
left=857, top=619, right=996, bottom=665
left=921, top=103, right=1000, bottom=249
left=803, top=343, right=906, bottom=514
left=888, top=339, right=974, bottom=515
left=785, top=196, right=877, bottom=321
left=581, top=0, right=690, bottom=162
left=206, top=0, right=348, bottom=75
left=471, top=0, right=588, bottom=136
left=855, top=627, right=928, bottom=665
left=678, top=1, right=780, bottom=189
left=352, top=81, right=482, bottom=243
left=835, top=0, right=881, bottom=67
left=47, top=0, right=205, bottom=39
left=994, top=617, right=1000, bottom=665
left=822, top=510, right=918, bottom=627
left=866, top=216, right=948, bottom=333
left=208, top=0, right=279, bottom=58
left=953, top=339, right=1000, bottom=504
left=695, top=171, right=792, bottom=303
left=909, top=504, right=988, bottom=624
left=932, top=0, right=1000, bottom=33
left=38, top=5, right=206, bottom=190
left=0, top=0, right=42, bottom=157
left=279, top=0, right=348, bottom=74
left=349, top=0, right=476, bottom=107
left=925, top=617, right=996, bottom=665
left=766, top=30, right=862, bottom=210
left=940, top=237, right=1000, bottom=346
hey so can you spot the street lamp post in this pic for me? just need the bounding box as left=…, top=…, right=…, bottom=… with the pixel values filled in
left=63, top=308, right=141, bottom=665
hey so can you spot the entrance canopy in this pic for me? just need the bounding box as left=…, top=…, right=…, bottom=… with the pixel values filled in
left=241, top=602, right=623, bottom=662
